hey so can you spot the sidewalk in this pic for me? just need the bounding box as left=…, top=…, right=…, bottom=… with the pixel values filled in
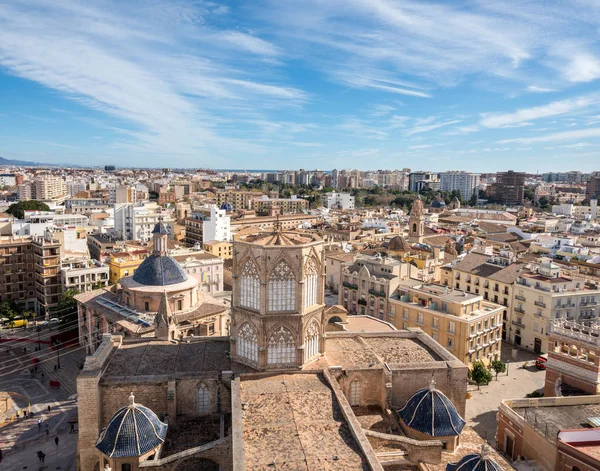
left=0, top=428, right=77, bottom=470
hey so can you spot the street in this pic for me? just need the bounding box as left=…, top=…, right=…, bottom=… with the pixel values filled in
left=0, top=324, right=84, bottom=470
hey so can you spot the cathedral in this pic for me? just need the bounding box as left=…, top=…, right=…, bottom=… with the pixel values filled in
left=76, top=223, right=511, bottom=471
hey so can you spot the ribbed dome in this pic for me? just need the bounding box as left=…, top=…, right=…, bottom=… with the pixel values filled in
left=446, top=446, right=504, bottom=471
left=388, top=235, right=409, bottom=251
left=132, top=255, right=189, bottom=286
left=398, top=380, right=466, bottom=437
left=96, top=393, right=167, bottom=458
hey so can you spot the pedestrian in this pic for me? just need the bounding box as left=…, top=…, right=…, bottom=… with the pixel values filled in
left=37, top=418, right=42, bottom=430
left=41, top=452, right=45, bottom=463
left=69, top=422, right=75, bottom=433
left=0, top=447, right=3, bottom=463
left=37, top=450, right=42, bottom=462
left=54, top=436, right=59, bottom=446
left=47, top=405, right=51, bottom=413
left=45, top=423, right=49, bottom=435
left=41, top=372, right=45, bottom=379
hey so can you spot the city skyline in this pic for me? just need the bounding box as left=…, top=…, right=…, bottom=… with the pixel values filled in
left=0, top=1, right=600, bottom=171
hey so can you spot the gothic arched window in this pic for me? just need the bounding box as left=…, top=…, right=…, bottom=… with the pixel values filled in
left=240, top=259, right=260, bottom=310
left=267, top=326, right=296, bottom=366
left=237, top=322, right=258, bottom=365
left=303, top=257, right=319, bottom=308
left=268, top=260, right=296, bottom=312
left=304, top=320, right=320, bottom=361
left=197, top=384, right=210, bottom=414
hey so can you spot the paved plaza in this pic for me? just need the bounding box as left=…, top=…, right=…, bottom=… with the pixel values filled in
left=465, top=342, right=546, bottom=444
left=0, top=326, right=85, bottom=471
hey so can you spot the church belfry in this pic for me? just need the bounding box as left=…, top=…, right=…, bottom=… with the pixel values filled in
left=409, top=195, right=425, bottom=242
left=230, top=229, right=325, bottom=371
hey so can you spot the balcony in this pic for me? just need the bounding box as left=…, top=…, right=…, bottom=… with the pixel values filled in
left=514, top=306, right=525, bottom=314
left=580, top=301, right=598, bottom=307
left=358, top=299, right=367, bottom=306
left=534, top=300, right=546, bottom=308
left=534, top=312, right=544, bottom=318
left=369, top=289, right=386, bottom=298
left=515, top=295, right=526, bottom=301
left=343, top=281, right=358, bottom=290
left=512, top=319, right=525, bottom=328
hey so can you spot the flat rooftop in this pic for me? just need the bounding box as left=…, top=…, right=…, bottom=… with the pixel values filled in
left=519, top=404, right=600, bottom=442
left=240, top=373, right=369, bottom=470
left=396, top=281, right=482, bottom=304
left=102, top=338, right=246, bottom=378
left=311, top=336, right=440, bottom=369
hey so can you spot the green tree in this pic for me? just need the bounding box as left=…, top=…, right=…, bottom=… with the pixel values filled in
left=538, top=196, right=550, bottom=209
left=491, top=360, right=507, bottom=380
left=54, top=288, right=81, bottom=326
left=0, top=301, right=17, bottom=328
left=469, top=192, right=478, bottom=207
left=470, top=360, right=493, bottom=390
left=6, top=200, right=51, bottom=219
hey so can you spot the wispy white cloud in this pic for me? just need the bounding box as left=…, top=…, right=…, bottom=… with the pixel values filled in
left=527, top=85, right=556, bottom=93
left=498, top=127, right=600, bottom=144
left=480, top=95, right=600, bottom=128
left=404, top=119, right=462, bottom=136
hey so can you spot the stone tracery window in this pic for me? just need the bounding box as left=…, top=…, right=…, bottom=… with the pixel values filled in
left=237, top=322, right=258, bottom=365
left=304, top=320, right=320, bottom=361
left=240, top=259, right=260, bottom=310
left=267, top=326, right=296, bottom=366
left=268, top=260, right=296, bottom=312
left=197, top=384, right=210, bottom=414
left=303, top=257, right=319, bottom=308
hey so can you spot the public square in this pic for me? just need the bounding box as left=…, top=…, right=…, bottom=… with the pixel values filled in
left=0, top=324, right=84, bottom=471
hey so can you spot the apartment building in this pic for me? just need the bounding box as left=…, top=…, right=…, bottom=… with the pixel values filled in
left=107, top=249, right=149, bottom=283
left=17, top=182, right=33, bottom=201
left=512, top=261, right=600, bottom=354
left=249, top=195, right=308, bottom=214
left=61, top=259, right=109, bottom=292
left=214, top=189, right=264, bottom=210
left=339, top=254, right=415, bottom=318
left=202, top=240, right=233, bottom=260
left=494, top=171, right=525, bottom=205
left=389, top=280, right=504, bottom=365
left=0, top=173, right=16, bottom=186
left=171, top=248, right=225, bottom=293
left=451, top=252, right=522, bottom=342
left=109, top=185, right=137, bottom=205
left=65, top=197, right=110, bottom=214
left=32, top=233, right=62, bottom=314
left=34, top=175, right=67, bottom=200
left=0, top=236, right=36, bottom=310
left=439, top=171, right=480, bottom=199
left=202, top=205, right=231, bottom=243
left=586, top=174, right=600, bottom=201
left=324, top=251, right=357, bottom=292
left=113, top=203, right=174, bottom=242
left=321, top=191, right=355, bottom=210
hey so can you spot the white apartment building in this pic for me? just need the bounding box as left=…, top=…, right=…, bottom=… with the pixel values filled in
left=67, top=180, right=87, bottom=196
left=61, top=259, right=110, bottom=292
left=322, top=191, right=355, bottom=210
left=202, top=205, right=231, bottom=244
left=512, top=261, right=600, bottom=354
left=34, top=175, right=67, bottom=200
left=551, top=199, right=598, bottom=219
left=440, top=171, right=480, bottom=199
left=113, top=203, right=174, bottom=242
left=0, top=174, right=16, bottom=186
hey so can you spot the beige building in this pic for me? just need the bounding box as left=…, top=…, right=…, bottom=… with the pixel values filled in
left=324, top=250, right=357, bottom=292
left=389, top=280, right=504, bottom=365
left=512, top=261, right=600, bottom=353
left=249, top=195, right=308, bottom=214
left=340, top=254, right=416, bottom=319
left=451, top=252, right=522, bottom=343
left=34, top=174, right=66, bottom=200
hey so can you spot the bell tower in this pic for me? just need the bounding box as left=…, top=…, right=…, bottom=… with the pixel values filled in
left=230, top=228, right=325, bottom=371
left=409, top=195, right=425, bottom=242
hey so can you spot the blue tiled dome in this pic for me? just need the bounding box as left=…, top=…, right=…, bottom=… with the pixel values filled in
left=220, top=203, right=233, bottom=211
left=132, top=255, right=189, bottom=286
left=398, top=380, right=466, bottom=437
left=446, top=447, right=504, bottom=471
left=96, top=394, right=167, bottom=458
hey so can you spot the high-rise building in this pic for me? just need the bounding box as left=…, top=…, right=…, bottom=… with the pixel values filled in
left=34, top=175, right=66, bottom=200
left=202, top=205, right=231, bottom=243
left=495, top=170, right=525, bottom=205
left=586, top=174, right=600, bottom=201
left=439, top=171, right=480, bottom=199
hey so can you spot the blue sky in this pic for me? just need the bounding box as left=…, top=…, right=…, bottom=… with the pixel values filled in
left=1, top=0, right=600, bottom=172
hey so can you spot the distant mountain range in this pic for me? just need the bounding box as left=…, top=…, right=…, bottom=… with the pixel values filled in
left=0, top=156, right=42, bottom=167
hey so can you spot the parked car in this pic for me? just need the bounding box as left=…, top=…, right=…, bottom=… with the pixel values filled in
left=535, top=355, right=547, bottom=370
left=49, top=318, right=59, bottom=324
